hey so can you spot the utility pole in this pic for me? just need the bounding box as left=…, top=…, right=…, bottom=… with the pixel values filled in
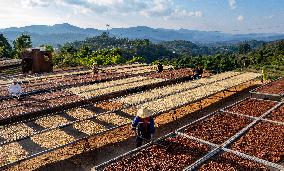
left=106, top=24, right=110, bottom=35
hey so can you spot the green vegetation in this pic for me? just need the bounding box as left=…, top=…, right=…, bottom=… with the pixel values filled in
left=52, top=33, right=174, bottom=67
left=53, top=46, right=128, bottom=67
left=171, top=53, right=238, bottom=73
left=236, top=40, right=284, bottom=79
left=176, top=40, right=283, bottom=78
left=0, top=34, right=12, bottom=58
left=12, top=34, right=32, bottom=59
left=40, top=44, right=54, bottom=53
left=1, top=32, right=283, bottom=78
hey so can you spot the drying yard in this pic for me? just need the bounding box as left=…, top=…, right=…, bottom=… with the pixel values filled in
left=0, top=63, right=282, bottom=171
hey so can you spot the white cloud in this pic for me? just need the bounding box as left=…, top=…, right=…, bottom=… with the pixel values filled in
left=0, top=1, right=60, bottom=28
left=55, top=0, right=202, bottom=19
left=228, top=0, right=236, bottom=9
left=195, top=11, right=203, bottom=17
left=237, top=15, right=244, bottom=22
left=21, top=0, right=50, bottom=8
left=73, top=5, right=92, bottom=15
left=18, top=0, right=203, bottom=21
left=169, top=9, right=202, bottom=19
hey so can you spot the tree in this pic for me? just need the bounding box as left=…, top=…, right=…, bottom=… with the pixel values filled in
left=13, top=34, right=32, bottom=58
left=0, top=34, right=12, bottom=58
left=238, top=43, right=251, bottom=54
left=40, top=44, right=54, bottom=53
left=127, top=56, right=145, bottom=63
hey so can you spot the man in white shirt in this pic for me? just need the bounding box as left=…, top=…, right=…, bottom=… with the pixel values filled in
left=8, top=80, right=22, bottom=99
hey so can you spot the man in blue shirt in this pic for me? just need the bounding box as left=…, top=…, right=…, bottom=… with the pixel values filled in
left=132, top=107, right=155, bottom=148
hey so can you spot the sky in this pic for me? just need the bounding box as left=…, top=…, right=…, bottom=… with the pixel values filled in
left=0, top=0, right=283, bottom=34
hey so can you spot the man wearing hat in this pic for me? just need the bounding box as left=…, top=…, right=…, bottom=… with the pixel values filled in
left=8, top=79, right=22, bottom=100
left=132, top=107, right=155, bottom=148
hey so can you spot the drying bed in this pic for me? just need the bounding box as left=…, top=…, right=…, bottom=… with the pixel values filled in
left=182, top=112, right=252, bottom=144
left=96, top=113, right=132, bottom=126
left=95, top=101, right=124, bottom=111
left=0, top=63, right=145, bottom=84
left=224, top=98, right=277, bottom=117
left=0, top=63, right=153, bottom=96
left=0, top=72, right=123, bottom=97
left=120, top=107, right=138, bottom=116
left=147, top=68, right=193, bottom=79
left=68, top=76, right=149, bottom=94
left=111, top=65, right=156, bottom=74
left=139, top=72, right=260, bottom=113
left=73, top=120, right=106, bottom=135
left=0, top=142, right=29, bottom=167
left=0, top=90, right=83, bottom=123
left=115, top=71, right=239, bottom=107
left=0, top=123, right=34, bottom=142
left=31, top=129, right=76, bottom=149
left=34, top=115, right=70, bottom=128
left=231, top=121, right=284, bottom=163
left=197, top=152, right=270, bottom=171
left=101, top=135, right=211, bottom=171
left=254, top=78, right=284, bottom=96
left=264, top=104, right=284, bottom=122
left=65, top=107, right=97, bottom=120
left=74, top=77, right=166, bottom=98
left=0, top=101, right=131, bottom=149
left=0, top=112, right=119, bottom=169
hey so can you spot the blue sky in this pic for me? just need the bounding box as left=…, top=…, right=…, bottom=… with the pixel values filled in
left=0, top=0, right=283, bottom=34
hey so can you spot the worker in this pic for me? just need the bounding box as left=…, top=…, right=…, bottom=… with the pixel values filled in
left=8, top=79, right=22, bottom=99
left=193, top=65, right=203, bottom=80
left=92, top=62, right=99, bottom=74
left=157, top=63, right=163, bottom=73
left=22, top=57, right=33, bottom=74
left=261, top=66, right=267, bottom=83
left=132, top=107, right=155, bottom=148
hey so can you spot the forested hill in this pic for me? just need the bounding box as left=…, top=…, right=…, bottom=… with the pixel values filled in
left=54, top=33, right=283, bottom=74
left=1, top=23, right=284, bottom=46
left=0, top=23, right=102, bottom=47
left=63, top=33, right=176, bottom=63
left=66, top=34, right=272, bottom=57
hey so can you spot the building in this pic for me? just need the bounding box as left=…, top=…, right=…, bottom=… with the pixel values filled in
left=21, top=48, right=53, bottom=74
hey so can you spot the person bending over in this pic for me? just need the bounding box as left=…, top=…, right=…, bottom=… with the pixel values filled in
left=132, top=107, right=155, bottom=148
left=8, top=79, right=22, bottom=100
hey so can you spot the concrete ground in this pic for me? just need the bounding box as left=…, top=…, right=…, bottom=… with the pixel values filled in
left=36, top=86, right=255, bottom=171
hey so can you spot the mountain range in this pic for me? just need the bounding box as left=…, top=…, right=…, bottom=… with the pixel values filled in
left=1, top=23, right=283, bottom=47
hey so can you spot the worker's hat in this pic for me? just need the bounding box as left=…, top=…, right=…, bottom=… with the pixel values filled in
left=137, top=107, right=152, bottom=118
